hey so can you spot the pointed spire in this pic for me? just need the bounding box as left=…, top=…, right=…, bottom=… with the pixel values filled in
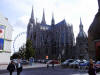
left=80, top=18, right=82, bottom=25
left=30, top=6, right=35, bottom=24
left=31, top=6, right=34, bottom=19
left=41, top=8, right=46, bottom=25
left=35, top=18, right=37, bottom=24
left=79, top=17, right=83, bottom=31
left=98, top=0, right=100, bottom=11
left=51, top=13, right=55, bottom=26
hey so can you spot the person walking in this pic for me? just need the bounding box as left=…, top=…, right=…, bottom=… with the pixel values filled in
left=16, top=59, right=23, bottom=75
left=7, top=60, right=15, bottom=75
left=88, top=59, right=96, bottom=75
left=29, top=57, right=33, bottom=66
left=47, top=62, right=49, bottom=69
left=52, top=60, right=55, bottom=69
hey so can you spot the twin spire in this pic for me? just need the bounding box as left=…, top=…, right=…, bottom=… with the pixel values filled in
left=30, top=7, right=55, bottom=25
left=31, top=6, right=34, bottom=19
left=41, top=9, right=46, bottom=25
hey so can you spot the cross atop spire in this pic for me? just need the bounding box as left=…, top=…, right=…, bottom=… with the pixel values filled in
left=41, top=8, right=46, bottom=25
left=98, top=0, right=100, bottom=11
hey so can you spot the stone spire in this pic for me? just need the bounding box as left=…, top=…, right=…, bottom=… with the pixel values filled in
left=30, top=6, right=35, bottom=24
left=31, top=6, right=34, bottom=19
left=51, top=13, right=55, bottom=26
left=98, top=0, right=100, bottom=11
left=78, top=18, right=87, bottom=38
left=79, top=18, right=83, bottom=31
left=41, top=9, right=46, bottom=25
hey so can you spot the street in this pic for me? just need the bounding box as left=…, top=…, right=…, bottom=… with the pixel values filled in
left=0, top=66, right=98, bottom=75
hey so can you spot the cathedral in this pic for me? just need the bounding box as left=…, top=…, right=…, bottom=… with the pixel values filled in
left=27, top=8, right=75, bottom=59
left=27, top=7, right=88, bottom=60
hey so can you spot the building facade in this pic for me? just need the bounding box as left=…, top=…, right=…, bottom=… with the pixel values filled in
left=0, top=12, right=13, bottom=64
left=27, top=8, right=75, bottom=59
left=88, top=0, right=100, bottom=60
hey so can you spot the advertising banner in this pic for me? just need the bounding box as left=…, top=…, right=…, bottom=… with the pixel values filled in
left=0, top=38, right=4, bottom=50
left=0, top=25, right=5, bottom=38
left=0, top=25, right=5, bottom=50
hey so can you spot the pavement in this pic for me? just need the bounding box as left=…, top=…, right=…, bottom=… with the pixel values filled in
left=0, top=63, right=47, bottom=74
left=0, top=63, right=100, bottom=75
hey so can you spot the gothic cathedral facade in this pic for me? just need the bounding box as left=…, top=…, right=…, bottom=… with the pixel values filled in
left=27, top=8, right=75, bottom=60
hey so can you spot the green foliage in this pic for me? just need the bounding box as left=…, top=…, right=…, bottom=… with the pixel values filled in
left=11, top=39, right=35, bottom=60
left=25, top=39, right=35, bottom=60
left=10, top=52, right=19, bottom=60
left=11, top=44, right=26, bottom=59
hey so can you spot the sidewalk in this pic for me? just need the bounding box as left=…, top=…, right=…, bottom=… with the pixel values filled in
left=0, top=63, right=47, bottom=74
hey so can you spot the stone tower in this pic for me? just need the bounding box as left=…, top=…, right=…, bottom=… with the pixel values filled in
left=76, top=18, right=88, bottom=59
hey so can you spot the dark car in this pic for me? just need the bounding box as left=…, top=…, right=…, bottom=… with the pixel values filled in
left=21, top=60, right=29, bottom=65
left=47, top=60, right=60, bottom=64
left=95, top=61, right=100, bottom=72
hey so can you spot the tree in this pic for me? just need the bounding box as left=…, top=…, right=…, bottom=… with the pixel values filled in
left=25, top=39, right=35, bottom=60
left=10, top=52, right=20, bottom=60
left=18, top=45, right=26, bottom=59
left=11, top=44, right=26, bottom=60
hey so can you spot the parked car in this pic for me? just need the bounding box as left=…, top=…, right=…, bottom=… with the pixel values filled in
left=47, top=60, right=59, bottom=64
left=79, top=60, right=89, bottom=66
left=69, top=59, right=80, bottom=68
left=61, top=59, right=74, bottom=67
left=95, top=61, right=100, bottom=68
left=21, top=60, right=29, bottom=65
left=95, top=61, right=100, bottom=72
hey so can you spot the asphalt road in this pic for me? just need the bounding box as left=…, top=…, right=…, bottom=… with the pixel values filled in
left=0, top=66, right=91, bottom=75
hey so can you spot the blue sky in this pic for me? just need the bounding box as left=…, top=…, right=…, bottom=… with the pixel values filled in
left=0, top=0, right=98, bottom=52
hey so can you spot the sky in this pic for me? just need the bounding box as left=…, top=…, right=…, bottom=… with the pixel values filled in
left=0, top=0, right=98, bottom=53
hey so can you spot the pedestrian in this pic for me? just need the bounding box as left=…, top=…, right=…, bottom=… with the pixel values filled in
left=52, top=60, right=54, bottom=69
left=29, top=57, right=33, bottom=66
left=88, top=59, right=96, bottom=75
left=16, top=59, right=23, bottom=75
left=47, top=63, right=49, bottom=68
left=7, top=60, right=15, bottom=75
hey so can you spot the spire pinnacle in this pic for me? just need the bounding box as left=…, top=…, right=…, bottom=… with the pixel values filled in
left=80, top=17, right=82, bottom=25
left=41, top=8, right=46, bottom=25
left=31, top=6, right=34, bottom=19
left=51, top=13, right=55, bottom=25
left=30, top=6, right=35, bottom=24
left=79, top=17, right=83, bottom=31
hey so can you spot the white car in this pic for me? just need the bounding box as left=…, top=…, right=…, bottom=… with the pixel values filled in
left=61, top=59, right=73, bottom=67
left=69, top=60, right=80, bottom=68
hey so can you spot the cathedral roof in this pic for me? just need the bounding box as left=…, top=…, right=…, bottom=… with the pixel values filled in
left=56, top=19, right=66, bottom=26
